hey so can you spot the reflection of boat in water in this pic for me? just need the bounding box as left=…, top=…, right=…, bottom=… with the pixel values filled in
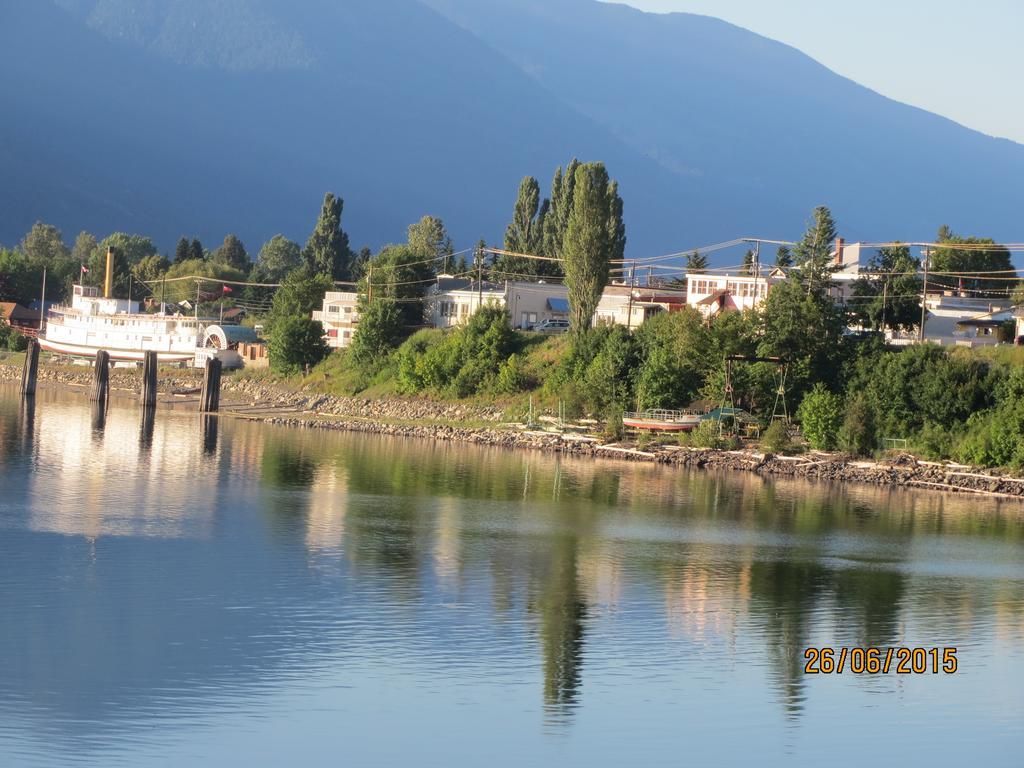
left=623, top=409, right=706, bottom=432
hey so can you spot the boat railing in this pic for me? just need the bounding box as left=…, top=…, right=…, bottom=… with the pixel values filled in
left=625, top=408, right=703, bottom=421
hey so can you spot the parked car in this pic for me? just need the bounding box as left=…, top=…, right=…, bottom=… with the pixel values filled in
left=532, top=319, right=570, bottom=333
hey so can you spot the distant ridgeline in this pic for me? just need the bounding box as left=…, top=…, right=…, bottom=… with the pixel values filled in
left=1, top=0, right=1022, bottom=256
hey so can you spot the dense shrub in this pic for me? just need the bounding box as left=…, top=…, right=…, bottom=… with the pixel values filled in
left=760, top=420, right=790, bottom=453
left=7, top=330, right=28, bottom=352
left=350, top=299, right=406, bottom=369
left=269, top=316, right=329, bottom=375
left=838, top=392, right=876, bottom=456
left=796, top=384, right=843, bottom=450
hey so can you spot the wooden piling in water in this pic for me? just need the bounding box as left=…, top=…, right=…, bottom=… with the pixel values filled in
left=20, top=339, right=40, bottom=396
left=141, top=350, right=158, bottom=409
left=90, top=350, right=110, bottom=405
left=200, top=358, right=222, bottom=413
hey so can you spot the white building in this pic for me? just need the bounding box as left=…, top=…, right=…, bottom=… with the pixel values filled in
left=313, top=291, right=360, bottom=348
left=426, top=277, right=568, bottom=330
left=910, top=294, right=1015, bottom=347
left=594, top=284, right=688, bottom=327
left=685, top=271, right=782, bottom=318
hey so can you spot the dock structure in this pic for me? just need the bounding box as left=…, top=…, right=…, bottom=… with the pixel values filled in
left=200, top=358, right=222, bottom=413
left=90, top=350, right=111, bottom=406
left=20, top=338, right=40, bottom=396
left=141, top=351, right=158, bottom=409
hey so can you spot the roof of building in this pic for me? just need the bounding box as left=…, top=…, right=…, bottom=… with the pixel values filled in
left=696, top=289, right=730, bottom=306
left=0, top=302, right=39, bottom=322
left=432, top=277, right=503, bottom=294
left=216, top=325, right=262, bottom=343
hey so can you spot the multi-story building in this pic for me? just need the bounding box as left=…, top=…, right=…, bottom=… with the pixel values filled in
left=426, top=277, right=569, bottom=330
left=313, top=291, right=360, bottom=348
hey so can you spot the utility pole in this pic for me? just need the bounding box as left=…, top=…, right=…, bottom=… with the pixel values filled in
left=476, top=245, right=483, bottom=312
left=918, top=246, right=930, bottom=343
left=627, top=259, right=636, bottom=330
left=38, top=267, right=47, bottom=331
left=880, top=278, right=888, bottom=334
left=753, top=240, right=761, bottom=303
left=195, top=281, right=200, bottom=319
left=160, top=277, right=166, bottom=314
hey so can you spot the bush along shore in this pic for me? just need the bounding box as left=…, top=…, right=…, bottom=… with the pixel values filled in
left=4, top=361, right=1024, bottom=500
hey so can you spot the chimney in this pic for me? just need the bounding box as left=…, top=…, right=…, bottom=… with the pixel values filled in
left=104, top=247, right=114, bottom=299
left=834, top=237, right=845, bottom=266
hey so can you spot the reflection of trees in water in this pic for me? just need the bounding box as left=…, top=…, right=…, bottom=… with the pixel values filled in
left=225, top=423, right=1024, bottom=721
left=533, top=528, right=587, bottom=723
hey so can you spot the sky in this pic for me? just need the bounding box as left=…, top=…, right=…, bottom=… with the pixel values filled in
left=618, top=0, right=1023, bottom=144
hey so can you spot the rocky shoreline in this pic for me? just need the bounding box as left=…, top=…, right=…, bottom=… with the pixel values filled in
left=4, top=361, right=1023, bottom=500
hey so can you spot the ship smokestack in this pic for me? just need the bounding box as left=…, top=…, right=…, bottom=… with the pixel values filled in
left=104, top=247, right=114, bottom=299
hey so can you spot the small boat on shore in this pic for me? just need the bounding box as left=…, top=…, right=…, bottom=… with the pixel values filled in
left=622, top=409, right=706, bottom=432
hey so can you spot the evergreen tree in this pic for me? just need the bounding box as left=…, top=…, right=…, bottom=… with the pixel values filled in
left=303, top=192, right=351, bottom=280
left=792, top=205, right=838, bottom=294
left=499, top=177, right=548, bottom=277
left=174, top=237, right=191, bottom=264
left=685, top=250, right=708, bottom=272
left=775, top=245, right=793, bottom=269
left=189, top=238, right=205, bottom=262
left=562, top=162, right=624, bottom=334
left=212, top=234, right=249, bottom=270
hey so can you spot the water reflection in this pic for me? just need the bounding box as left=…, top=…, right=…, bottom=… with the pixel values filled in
left=0, top=385, right=1022, bottom=765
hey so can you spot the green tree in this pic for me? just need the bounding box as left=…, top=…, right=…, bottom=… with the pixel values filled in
left=633, top=308, right=710, bottom=409
left=930, top=225, right=1014, bottom=297
left=174, top=237, right=191, bottom=264
left=160, top=259, right=247, bottom=306
left=71, top=231, right=98, bottom=265
left=839, top=392, right=877, bottom=456
left=363, top=244, right=434, bottom=327
left=849, top=245, right=921, bottom=333
left=407, top=216, right=454, bottom=273
left=189, top=238, right=205, bottom=262
left=685, top=250, right=708, bottom=271
left=131, top=254, right=170, bottom=286
left=792, top=206, right=838, bottom=294
left=758, top=278, right=845, bottom=397
left=797, top=384, right=843, bottom=450
left=265, top=267, right=333, bottom=334
left=562, top=162, right=625, bottom=334
left=211, top=234, right=249, bottom=271
left=303, top=192, right=351, bottom=279
left=349, top=298, right=405, bottom=368
left=254, top=235, right=302, bottom=282
left=269, top=316, right=329, bottom=375
left=498, top=177, right=548, bottom=276
left=21, top=222, right=69, bottom=264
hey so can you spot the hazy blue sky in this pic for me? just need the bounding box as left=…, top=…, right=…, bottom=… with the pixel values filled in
left=619, top=0, right=1022, bottom=144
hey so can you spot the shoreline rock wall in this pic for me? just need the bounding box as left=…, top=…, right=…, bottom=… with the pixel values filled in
left=3, top=362, right=1023, bottom=500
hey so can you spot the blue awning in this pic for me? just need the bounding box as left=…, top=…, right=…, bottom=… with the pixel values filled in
left=547, top=298, right=569, bottom=312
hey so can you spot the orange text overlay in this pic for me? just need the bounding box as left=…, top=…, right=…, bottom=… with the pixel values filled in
left=803, top=647, right=958, bottom=675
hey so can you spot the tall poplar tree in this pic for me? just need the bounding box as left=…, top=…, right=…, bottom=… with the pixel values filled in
left=303, top=192, right=351, bottom=280
left=498, top=176, right=548, bottom=277
left=562, top=162, right=625, bottom=334
left=407, top=216, right=453, bottom=272
left=541, top=158, right=580, bottom=276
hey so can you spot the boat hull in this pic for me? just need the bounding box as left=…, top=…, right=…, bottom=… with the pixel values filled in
left=623, top=416, right=703, bottom=432
left=38, top=337, right=195, bottom=363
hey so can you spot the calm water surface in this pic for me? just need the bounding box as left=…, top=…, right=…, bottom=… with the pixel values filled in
left=0, top=385, right=1022, bottom=766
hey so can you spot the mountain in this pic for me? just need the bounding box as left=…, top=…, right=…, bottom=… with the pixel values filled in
left=0, top=0, right=1021, bottom=261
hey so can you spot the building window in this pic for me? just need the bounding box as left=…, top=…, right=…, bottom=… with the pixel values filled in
left=328, top=305, right=340, bottom=313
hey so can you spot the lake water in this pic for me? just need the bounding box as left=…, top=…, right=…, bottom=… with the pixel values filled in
left=0, top=385, right=1021, bottom=766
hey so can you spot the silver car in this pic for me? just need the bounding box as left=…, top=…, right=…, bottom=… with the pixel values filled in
left=532, top=319, right=570, bottom=333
